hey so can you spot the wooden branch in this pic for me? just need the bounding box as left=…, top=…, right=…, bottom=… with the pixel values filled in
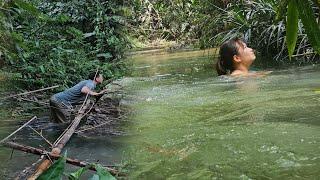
left=292, top=52, right=316, bottom=57
left=28, top=100, right=92, bottom=180
left=27, top=126, right=53, bottom=147
left=1, top=141, right=123, bottom=176
left=55, top=100, right=91, bottom=149
left=1, top=85, right=59, bottom=100
left=0, top=116, right=37, bottom=143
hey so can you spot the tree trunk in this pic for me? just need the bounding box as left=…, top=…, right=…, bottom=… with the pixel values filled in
left=2, top=141, right=122, bottom=176
left=28, top=99, right=92, bottom=180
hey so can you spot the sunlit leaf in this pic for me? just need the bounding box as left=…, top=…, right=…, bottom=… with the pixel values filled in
left=37, top=151, right=67, bottom=180
left=95, top=164, right=116, bottom=180
left=286, top=0, right=298, bottom=59
left=68, top=165, right=90, bottom=180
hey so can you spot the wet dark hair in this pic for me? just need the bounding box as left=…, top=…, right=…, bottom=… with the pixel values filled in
left=216, top=37, right=243, bottom=76
left=88, top=70, right=101, bottom=80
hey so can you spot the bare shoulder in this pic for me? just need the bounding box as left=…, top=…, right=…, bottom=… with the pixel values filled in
left=230, top=70, right=272, bottom=78
left=249, top=71, right=272, bottom=77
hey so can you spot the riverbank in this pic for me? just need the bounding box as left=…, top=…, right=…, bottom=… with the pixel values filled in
left=127, top=37, right=200, bottom=56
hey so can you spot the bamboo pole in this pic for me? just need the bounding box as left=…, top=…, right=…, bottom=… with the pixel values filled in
left=27, top=126, right=53, bottom=147
left=0, top=116, right=37, bottom=143
left=1, top=141, right=122, bottom=176
left=0, top=85, right=59, bottom=100
left=291, top=51, right=316, bottom=57
left=28, top=100, right=92, bottom=180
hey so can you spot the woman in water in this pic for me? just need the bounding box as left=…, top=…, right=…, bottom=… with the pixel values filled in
left=216, top=37, right=257, bottom=76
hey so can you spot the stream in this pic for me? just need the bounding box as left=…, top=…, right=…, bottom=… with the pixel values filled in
left=0, top=49, right=320, bottom=179
left=122, top=49, right=320, bottom=179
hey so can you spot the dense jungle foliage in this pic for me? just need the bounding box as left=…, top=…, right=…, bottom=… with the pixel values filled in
left=0, top=0, right=129, bottom=89
left=128, top=0, right=320, bottom=62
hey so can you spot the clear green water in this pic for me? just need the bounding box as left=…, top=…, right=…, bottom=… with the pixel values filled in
left=122, top=50, right=320, bottom=179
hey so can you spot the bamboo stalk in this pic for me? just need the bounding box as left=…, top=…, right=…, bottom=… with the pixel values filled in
left=1, top=85, right=59, bottom=100
left=0, top=116, right=37, bottom=143
left=28, top=100, right=92, bottom=180
left=291, top=51, right=316, bottom=57
left=2, top=141, right=122, bottom=176
left=27, top=126, right=53, bottom=147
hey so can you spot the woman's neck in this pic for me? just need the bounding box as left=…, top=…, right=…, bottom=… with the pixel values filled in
left=231, top=65, right=249, bottom=76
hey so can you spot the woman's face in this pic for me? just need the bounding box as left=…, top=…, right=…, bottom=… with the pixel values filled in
left=236, top=41, right=256, bottom=67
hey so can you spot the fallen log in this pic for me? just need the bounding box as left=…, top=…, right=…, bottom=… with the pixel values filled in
left=28, top=99, right=92, bottom=180
left=2, top=141, right=123, bottom=176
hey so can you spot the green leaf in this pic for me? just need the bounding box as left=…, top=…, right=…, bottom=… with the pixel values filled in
left=56, top=14, right=71, bottom=23
left=14, top=0, right=40, bottom=17
left=232, top=9, right=247, bottom=26
left=286, top=0, right=299, bottom=59
left=95, top=164, right=116, bottom=180
left=36, top=151, right=67, bottom=180
left=67, top=27, right=83, bottom=37
left=276, top=0, right=289, bottom=21
left=39, top=65, right=45, bottom=73
left=68, top=165, right=90, bottom=180
left=296, top=0, right=320, bottom=54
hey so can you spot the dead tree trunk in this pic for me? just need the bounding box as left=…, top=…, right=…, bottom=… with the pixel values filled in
left=28, top=99, right=92, bottom=180
left=2, top=141, right=122, bottom=176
